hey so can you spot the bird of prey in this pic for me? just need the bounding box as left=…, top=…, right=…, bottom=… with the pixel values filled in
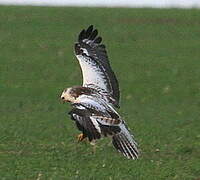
left=61, top=25, right=139, bottom=159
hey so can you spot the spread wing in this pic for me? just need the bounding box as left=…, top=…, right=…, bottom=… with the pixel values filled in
left=74, top=25, right=120, bottom=108
left=68, top=102, right=121, bottom=141
left=69, top=97, right=139, bottom=159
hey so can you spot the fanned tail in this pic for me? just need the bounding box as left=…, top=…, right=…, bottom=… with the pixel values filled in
left=112, top=124, right=139, bottom=159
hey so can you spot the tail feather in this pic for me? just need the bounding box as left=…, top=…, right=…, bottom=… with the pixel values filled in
left=112, top=124, right=139, bottom=159
left=112, top=135, right=127, bottom=157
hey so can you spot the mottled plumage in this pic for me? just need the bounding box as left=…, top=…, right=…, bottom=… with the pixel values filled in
left=75, top=25, right=120, bottom=108
left=60, top=25, right=139, bottom=159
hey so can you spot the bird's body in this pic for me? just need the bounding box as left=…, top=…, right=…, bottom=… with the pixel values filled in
left=61, top=25, right=139, bottom=159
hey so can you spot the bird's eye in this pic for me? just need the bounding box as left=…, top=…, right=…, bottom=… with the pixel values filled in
left=61, top=97, right=65, bottom=99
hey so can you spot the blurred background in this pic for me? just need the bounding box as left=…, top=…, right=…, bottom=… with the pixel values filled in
left=0, top=1, right=200, bottom=180
left=0, top=0, right=200, bottom=8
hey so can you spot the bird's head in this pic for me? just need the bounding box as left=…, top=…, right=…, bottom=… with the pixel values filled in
left=60, top=87, right=77, bottom=103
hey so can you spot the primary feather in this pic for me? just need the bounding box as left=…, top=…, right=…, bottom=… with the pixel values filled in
left=67, top=93, right=139, bottom=159
left=75, top=25, right=120, bottom=108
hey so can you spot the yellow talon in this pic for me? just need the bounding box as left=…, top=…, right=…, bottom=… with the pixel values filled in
left=77, top=133, right=86, bottom=142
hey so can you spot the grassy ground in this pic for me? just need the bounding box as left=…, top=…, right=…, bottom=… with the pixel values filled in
left=0, top=6, right=200, bottom=180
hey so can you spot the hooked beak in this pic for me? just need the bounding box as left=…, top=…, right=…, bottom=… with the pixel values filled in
left=61, top=96, right=70, bottom=103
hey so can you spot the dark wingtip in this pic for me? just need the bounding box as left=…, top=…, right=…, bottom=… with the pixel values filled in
left=78, top=25, right=103, bottom=45
left=89, top=29, right=98, bottom=40
left=87, top=25, right=94, bottom=31
left=85, top=25, right=93, bottom=38
left=78, top=25, right=93, bottom=42
left=78, top=29, right=86, bottom=42
left=94, top=36, right=102, bottom=44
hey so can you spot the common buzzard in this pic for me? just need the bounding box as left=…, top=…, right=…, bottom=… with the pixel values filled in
left=61, top=25, right=139, bottom=159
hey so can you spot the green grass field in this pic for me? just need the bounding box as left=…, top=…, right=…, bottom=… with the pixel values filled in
left=0, top=6, right=200, bottom=179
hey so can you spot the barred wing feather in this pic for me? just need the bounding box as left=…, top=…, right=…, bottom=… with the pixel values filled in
left=70, top=98, right=139, bottom=159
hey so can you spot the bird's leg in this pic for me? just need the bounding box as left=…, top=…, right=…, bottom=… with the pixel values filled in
left=77, top=133, right=87, bottom=142
left=90, top=140, right=97, bottom=153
